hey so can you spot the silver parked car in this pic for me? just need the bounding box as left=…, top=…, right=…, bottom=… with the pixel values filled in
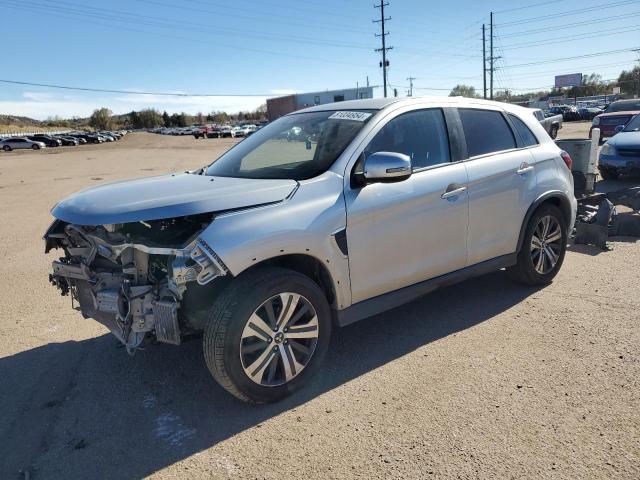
left=45, top=97, right=577, bottom=403
left=1, top=137, right=46, bottom=151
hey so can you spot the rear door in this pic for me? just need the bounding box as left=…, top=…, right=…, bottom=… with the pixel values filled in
left=458, top=107, right=538, bottom=266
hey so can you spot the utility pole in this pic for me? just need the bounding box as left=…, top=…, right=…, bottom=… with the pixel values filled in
left=374, top=1, right=392, bottom=98
left=407, top=76, right=416, bottom=96
left=490, top=11, right=494, bottom=100
left=482, top=24, right=487, bottom=99
left=634, top=48, right=640, bottom=98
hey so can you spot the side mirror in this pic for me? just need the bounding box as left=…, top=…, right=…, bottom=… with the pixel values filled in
left=363, top=152, right=412, bottom=183
left=614, top=125, right=625, bottom=133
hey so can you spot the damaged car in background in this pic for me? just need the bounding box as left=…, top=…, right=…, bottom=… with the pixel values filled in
left=46, top=97, right=577, bottom=404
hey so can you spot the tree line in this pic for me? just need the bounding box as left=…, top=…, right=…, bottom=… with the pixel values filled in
left=448, top=66, right=640, bottom=102
left=88, top=104, right=268, bottom=130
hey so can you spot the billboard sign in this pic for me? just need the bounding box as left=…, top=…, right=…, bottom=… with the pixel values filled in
left=555, top=73, right=583, bottom=88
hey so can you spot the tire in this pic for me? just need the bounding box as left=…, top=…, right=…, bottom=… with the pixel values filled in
left=508, top=204, right=568, bottom=286
left=3, top=145, right=11, bottom=152
left=599, top=168, right=618, bottom=181
left=32, top=144, right=40, bottom=150
left=203, top=267, right=332, bottom=404
left=549, top=125, right=558, bottom=139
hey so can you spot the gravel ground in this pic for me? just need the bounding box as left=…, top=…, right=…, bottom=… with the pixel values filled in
left=0, top=130, right=638, bottom=480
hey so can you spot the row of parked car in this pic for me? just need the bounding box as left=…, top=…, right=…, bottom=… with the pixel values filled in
left=0, top=130, right=128, bottom=152
left=547, top=105, right=604, bottom=122
left=193, top=124, right=261, bottom=139
left=150, top=124, right=263, bottom=139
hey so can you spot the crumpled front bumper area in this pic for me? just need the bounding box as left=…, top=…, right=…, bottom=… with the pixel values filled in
left=46, top=220, right=226, bottom=353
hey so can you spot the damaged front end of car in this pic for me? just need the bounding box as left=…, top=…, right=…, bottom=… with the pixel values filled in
left=45, top=214, right=227, bottom=354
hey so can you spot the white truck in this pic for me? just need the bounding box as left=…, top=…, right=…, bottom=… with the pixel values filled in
left=531, top=108, right=562, bottom=139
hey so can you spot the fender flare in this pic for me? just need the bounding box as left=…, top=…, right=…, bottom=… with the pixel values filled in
left=516, top=192, right=572, bottom=253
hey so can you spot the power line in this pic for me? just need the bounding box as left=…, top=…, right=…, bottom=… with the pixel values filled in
left=0, top=0, right=373, bottom=68
left=499, top=11, right=640, bottom=38
left=497, top=0, right=640, bottom=27
left=0, top=0, right=372, bottom=51
left=500, top=26, right=640, bottom=51
left=502, top=47, right=640, bottom=69
left=493, top=0, right=563, bottom=14
left=0, top=79, right=277, bottom=97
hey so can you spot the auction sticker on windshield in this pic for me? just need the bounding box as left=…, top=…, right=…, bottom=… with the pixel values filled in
left=329, top=111, right=372, bottom=122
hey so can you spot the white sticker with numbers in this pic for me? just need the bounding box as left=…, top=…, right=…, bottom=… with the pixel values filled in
left=328, top=111, right=372, bottom=122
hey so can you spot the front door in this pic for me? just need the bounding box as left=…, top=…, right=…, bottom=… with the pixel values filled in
left=344, top=108, right=469, bottom=304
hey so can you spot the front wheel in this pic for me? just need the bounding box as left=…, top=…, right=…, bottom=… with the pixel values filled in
left=508, top=204, right=568, bottom=286
left=203, top=267, right=332, bottom=403
left=32, top=144, right=40, bottom=150
left=3, top=145, right=11, bottom=151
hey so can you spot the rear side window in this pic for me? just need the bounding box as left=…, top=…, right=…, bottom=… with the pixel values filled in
left=459, top=109, right=516, bottom=158
left=364, top=108, right=451, bottom=169
left=509, top=114, right=538, bottom=147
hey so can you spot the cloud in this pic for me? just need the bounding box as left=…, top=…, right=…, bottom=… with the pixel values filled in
left=0, top=91, right=269, bottom=120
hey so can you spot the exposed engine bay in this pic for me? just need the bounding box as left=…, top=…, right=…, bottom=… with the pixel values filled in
left=45, top=214, right=228, bottom=353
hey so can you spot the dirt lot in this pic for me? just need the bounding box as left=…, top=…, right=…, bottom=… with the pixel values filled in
left=0, top=130, right=638, bottom=479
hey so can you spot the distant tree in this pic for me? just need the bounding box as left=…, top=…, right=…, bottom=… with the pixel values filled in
left=210, top=111, right=228, bottom=124
left=196, top=111, right=204, bottom=124
left=128, top=110, right=140, bottom=128
left=162, top=111, right=170, bottom=127
left=89, top=108, right=114, bottom=130
left=135, top=109, right=163, bottom=128
left=449, top=85, right=477, bottom=98
left=618, top=66, right=640, bottom=96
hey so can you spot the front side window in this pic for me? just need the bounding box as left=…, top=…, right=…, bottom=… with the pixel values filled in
left=509, top=114, right=539, bottom=147
left=459, top=108, right=516, bottom=158
left=363, top=109, right=451, bottom=170
left=205, top=110, right=373, bottom=180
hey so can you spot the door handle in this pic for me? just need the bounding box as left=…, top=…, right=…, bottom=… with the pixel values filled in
left=441, top=185, right=467, bottom=199
left=516, top=162, right=534, bottom=175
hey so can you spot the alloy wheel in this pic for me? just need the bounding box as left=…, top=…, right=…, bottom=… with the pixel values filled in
left=530, top=215, right=563, bottom=274
left=239, top=293, right=319, bottom=387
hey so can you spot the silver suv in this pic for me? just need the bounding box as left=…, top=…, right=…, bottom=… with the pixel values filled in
left=45, top=97, right=577, bottom=403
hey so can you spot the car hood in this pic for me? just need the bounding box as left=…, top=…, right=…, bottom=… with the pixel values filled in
left=52, top=173, right=298, bottom=225
left=607, top=131, right=640, bottom=148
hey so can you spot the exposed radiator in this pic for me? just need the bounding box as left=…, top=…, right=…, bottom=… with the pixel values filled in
left=153, top=300, right=181, bottom=345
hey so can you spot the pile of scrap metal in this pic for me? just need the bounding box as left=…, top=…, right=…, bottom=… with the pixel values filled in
left=575, top=185, right=640, bottom=249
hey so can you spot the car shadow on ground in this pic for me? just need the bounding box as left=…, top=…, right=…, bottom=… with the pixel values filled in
left=1, top=270, right=542, bottom=479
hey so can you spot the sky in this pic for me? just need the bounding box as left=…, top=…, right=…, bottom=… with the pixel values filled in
left=0, top=0, right=638, bottom=119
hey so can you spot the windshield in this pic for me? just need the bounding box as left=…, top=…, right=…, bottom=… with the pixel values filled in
left=623, top=114, right=640, bottom=132
left=608, top=101, right=640, bottom=112
left=205, top=110, right=374, bottom=180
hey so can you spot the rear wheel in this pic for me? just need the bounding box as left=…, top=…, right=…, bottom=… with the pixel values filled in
left=2, top=145, right=11, bottom=152
left=203, top=267, right=331, bottom=403
left=508, top=204, right=568, bottom=286
left=549, top=125, right=559, bottom=139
